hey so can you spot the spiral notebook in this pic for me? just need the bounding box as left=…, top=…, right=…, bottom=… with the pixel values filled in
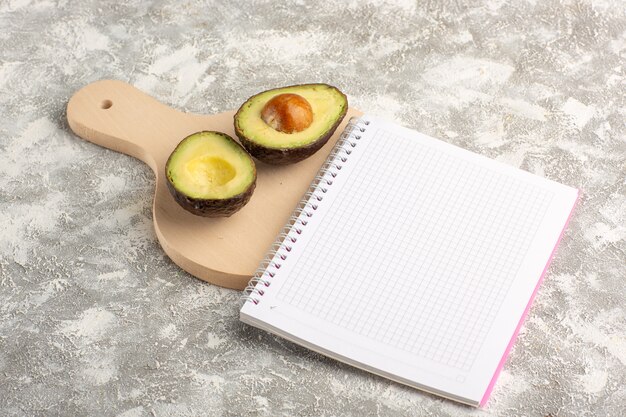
left=240, top=115, right=578, bottom=407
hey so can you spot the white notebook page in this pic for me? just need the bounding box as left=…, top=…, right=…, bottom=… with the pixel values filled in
left=241, top=115, right=578, bottom=405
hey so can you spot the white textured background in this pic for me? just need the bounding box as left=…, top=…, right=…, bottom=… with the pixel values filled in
left=0, top=0, right=625, bottom=416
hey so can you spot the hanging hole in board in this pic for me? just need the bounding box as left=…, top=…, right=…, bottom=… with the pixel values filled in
left=100, top=100, right=113, bottom=109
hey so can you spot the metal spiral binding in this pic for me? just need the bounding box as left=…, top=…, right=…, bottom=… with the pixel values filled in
left=240, top=116, right=370, bottom=306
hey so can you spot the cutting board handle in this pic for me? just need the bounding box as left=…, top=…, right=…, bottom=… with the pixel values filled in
left=67, top=79, right=198, bottom=172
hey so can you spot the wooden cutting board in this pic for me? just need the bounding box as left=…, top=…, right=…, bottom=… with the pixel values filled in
left=67, top=80, right=361, bottom=290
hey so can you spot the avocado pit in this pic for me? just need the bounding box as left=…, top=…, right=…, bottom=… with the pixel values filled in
left=261, top=93, right=313, bottom=133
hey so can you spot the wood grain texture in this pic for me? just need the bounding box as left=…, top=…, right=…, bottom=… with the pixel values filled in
left=66, top=80, right=361, bottom=290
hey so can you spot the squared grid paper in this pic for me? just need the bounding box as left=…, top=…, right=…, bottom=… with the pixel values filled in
left=276, top=127, right=554, bottom=371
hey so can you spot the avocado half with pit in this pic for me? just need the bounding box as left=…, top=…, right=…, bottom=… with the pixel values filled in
left=234, top=84, right=348, bottom=164
left=165, top=131, right=256, bottom=217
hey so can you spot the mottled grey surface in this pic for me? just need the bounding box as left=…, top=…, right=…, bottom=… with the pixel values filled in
left=0, top=0, right=625, bottom=416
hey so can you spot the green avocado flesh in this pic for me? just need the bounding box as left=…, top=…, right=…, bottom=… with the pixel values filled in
left=165, top=131, right=256, bottom=217
left=234, top=84, right=348, bottom=164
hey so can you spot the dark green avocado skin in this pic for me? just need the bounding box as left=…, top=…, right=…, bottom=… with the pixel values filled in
left=165, top=131, right=257, bottom=218
left=234, top=84, right=348, bottom=165
left=166, top=178, right=256, bottom=217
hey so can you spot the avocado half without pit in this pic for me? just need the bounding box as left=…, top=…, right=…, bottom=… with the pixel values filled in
left=234, top=84, right=348, bottom=164
left=165, top=131, right=256, bottom=217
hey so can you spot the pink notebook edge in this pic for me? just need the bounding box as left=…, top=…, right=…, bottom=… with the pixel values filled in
left=479, top=189, right=580, bottom=407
